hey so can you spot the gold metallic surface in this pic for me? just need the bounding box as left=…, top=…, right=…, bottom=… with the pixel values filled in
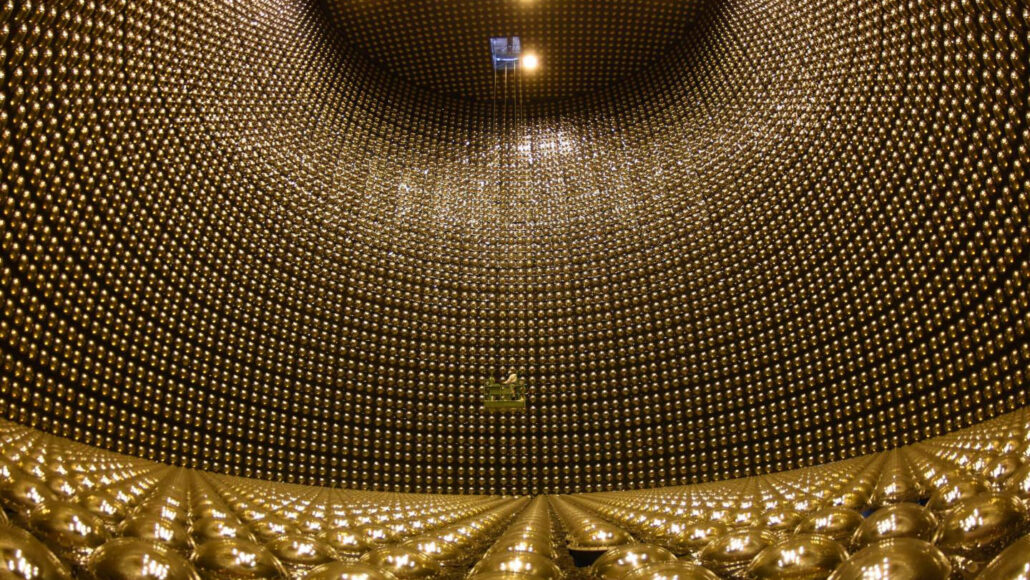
left=302, top=563, right=398, bottom=580
left=473, top=551, right=564, bottom=580
left=86, top=537, right=201, bottom=580
left=697, top=529, right=778, bottom=580
left=928, top=479, right=991, bottom=514
left=983, top=455, right=1024, bottom=488
left=191, top=518, right=257, bottom=544
left=488, top=535, right=558, bottom=560
left=565, top=525, right=634, bottom=552
left=795, top=508, right=864, bottom=545
left=974, top=534, right=1030, bottom=580
left=402, top=535, right=465, bottom=565
left=27, top=501, right=110, bottom=562
left=319, top=529, right=370, bottom=559
left=191, top=538, right=288, bottom=579
left=827, top=538, right=951, bottom=580
left=120, top=515, right=193, bottom=554
left=935, top=493, right=1030, bottom=563
left=249, top=517, right=298, bottom=543
left=620, top=561, right=720, bottom=580
left=591, top=544, right=677, bottom=580
left=4, top=419, right=1030, bottom=577
left=552, top=498, right=633, bottom=552
left=0, top=472, right=58, bottom=518
left=747, top=534, right=847, bottom=580
left=1006, top=465, right=1030, bottom=504
left=359, top=546, right=441, bottom=579
left=662, top=521, right=728, bottom=557
left=869, top=461, right=925, bottom=508
left=80, top=491, right=128, bottom=526
left=0, top=523, right=73, bottom=580
left=850, top=503, right=939, bottom=550
left=758, top=508, right=804, bottom=540
left=468, top=497, right=561, bottom=579
left=265, top=535, right=337, bottom=570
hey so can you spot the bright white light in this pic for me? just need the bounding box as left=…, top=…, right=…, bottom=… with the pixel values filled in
left=521, top=53, right=539, bottom=71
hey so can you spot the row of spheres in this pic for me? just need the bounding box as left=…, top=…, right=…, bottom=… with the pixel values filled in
left=0, top=417, right=528, bottom=578
left=3, top=410, right=1030, bottom=578
left=548, top=408, right=1030, bottom=579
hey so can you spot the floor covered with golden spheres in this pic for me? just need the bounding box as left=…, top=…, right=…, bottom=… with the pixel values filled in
left=3, top=410, right=1030, bottom=578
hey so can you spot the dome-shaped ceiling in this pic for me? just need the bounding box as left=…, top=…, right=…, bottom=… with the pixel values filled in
left=323, top=0, right=704, bottom=101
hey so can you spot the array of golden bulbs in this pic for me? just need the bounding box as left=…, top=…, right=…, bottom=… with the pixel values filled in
left=1, top=0, right=1027, bottom=495
left=2, top=410, right=1030, bottom=579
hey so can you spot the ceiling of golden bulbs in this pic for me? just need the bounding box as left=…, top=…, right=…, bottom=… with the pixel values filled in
left=322, top=0, right=704, bottom=101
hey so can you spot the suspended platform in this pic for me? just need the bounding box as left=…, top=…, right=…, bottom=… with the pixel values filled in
left=483, top=377, right=526, bottom=411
